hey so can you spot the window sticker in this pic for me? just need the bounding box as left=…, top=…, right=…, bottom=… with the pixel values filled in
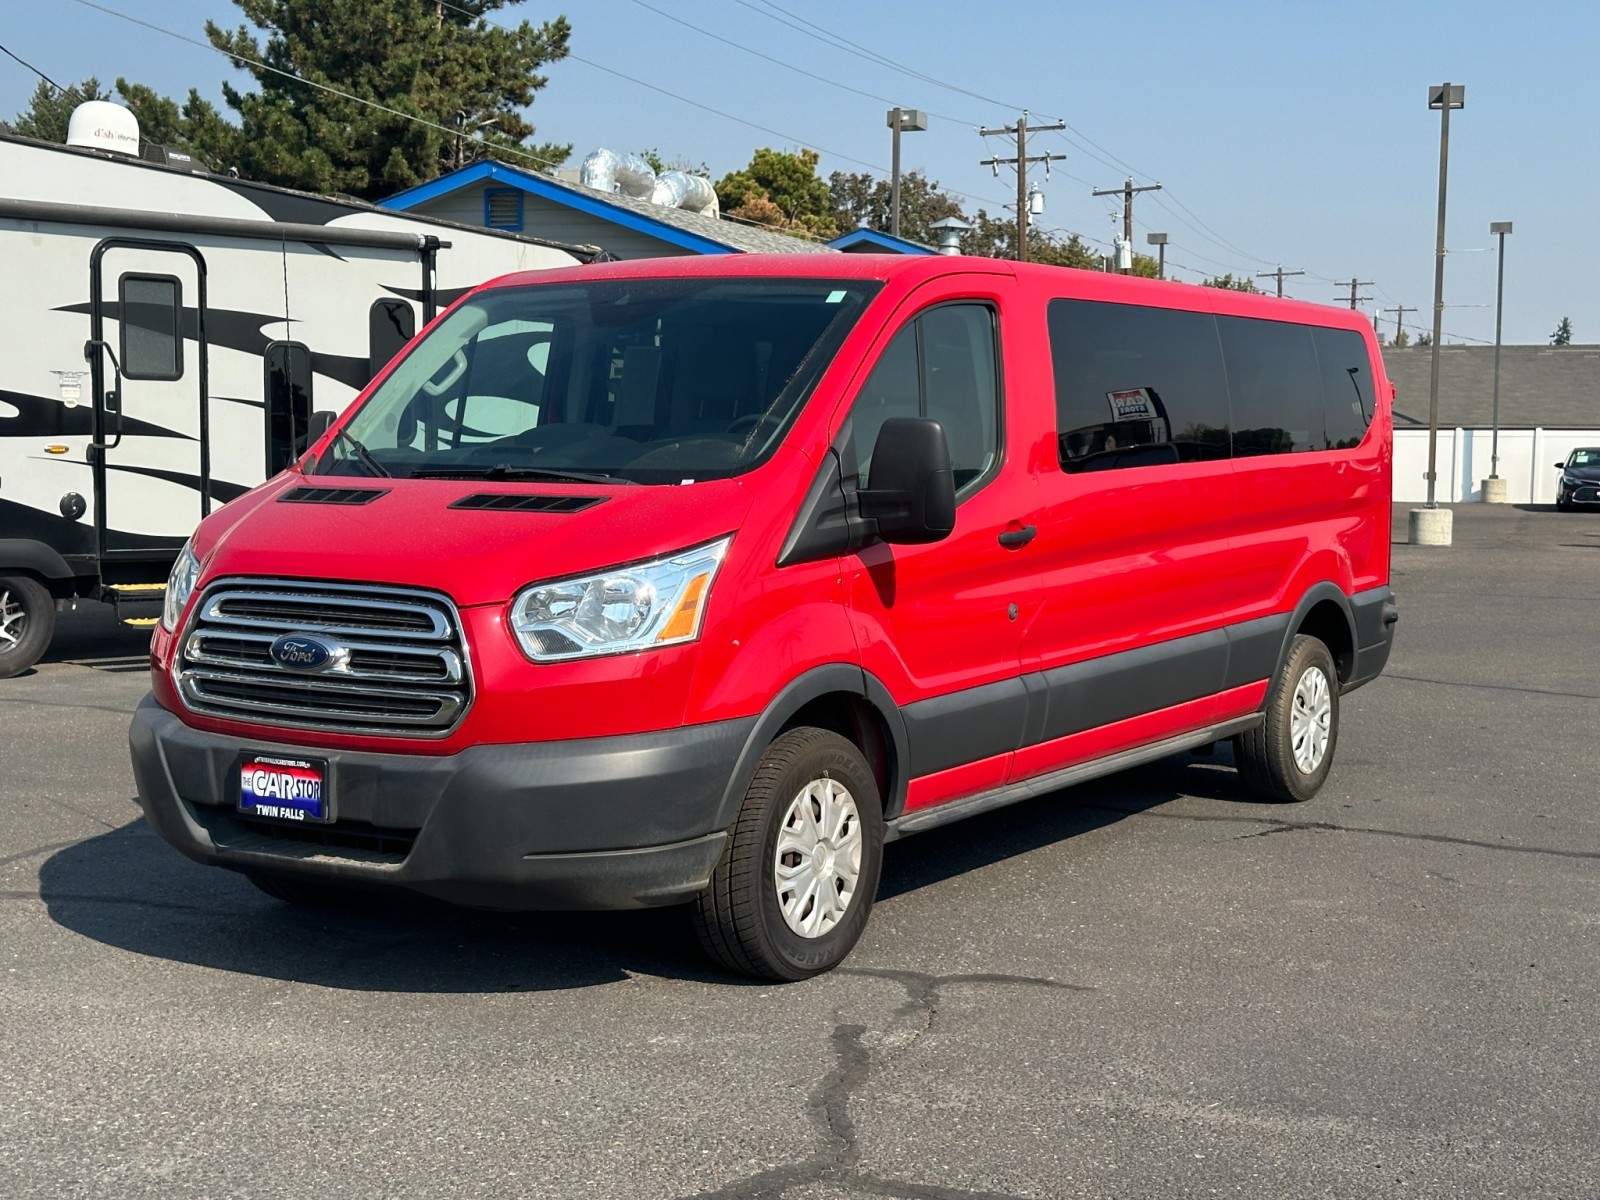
left=1107, top=387, right=1157, bottom=422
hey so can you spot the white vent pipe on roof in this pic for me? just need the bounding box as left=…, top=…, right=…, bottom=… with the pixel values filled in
left=579, top=148, right=656, bottom=199
left=651, top=170, right=719, bottom=218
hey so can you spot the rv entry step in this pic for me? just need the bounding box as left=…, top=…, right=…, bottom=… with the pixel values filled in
left=102, top=581, right=167, bottom=628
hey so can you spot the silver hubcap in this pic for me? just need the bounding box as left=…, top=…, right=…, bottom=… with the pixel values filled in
left=0, top=588, right=25, bottom=651
left=774, top=775, right=862, bottom=938
left=1290, top=665, right=1332, bottom=774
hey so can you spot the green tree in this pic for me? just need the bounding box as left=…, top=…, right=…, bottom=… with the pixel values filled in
left=959, top=210, right=1101, bottom=268
left=1391, top=329, right=1411, bottom=348
left=1201, top=273, right=1263, bottom=293
left=1551, top=316, right=1573, bottom=346
left=715, top=147, right=837, bottom=239
left=1416, top=332, right=1433, bottom=348
left=828, top=169, right=964, bottom=246
left=119, top=0, right=571, bottom=199
left=4, top=77, right=111, bottom=142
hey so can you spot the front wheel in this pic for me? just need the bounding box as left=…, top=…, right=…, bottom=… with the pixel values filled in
left=1233, top=634, right=1339, bottom=803
left=0, top=574, right=55, bottom=679
left=693, top=728, right=884, bottom=981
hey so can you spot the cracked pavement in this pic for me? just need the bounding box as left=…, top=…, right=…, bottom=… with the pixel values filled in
left=2, top=505, right=1597, bottom=1198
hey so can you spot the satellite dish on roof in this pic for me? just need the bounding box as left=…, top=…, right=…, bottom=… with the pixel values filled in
left=65, top=101, right=141, bottom=157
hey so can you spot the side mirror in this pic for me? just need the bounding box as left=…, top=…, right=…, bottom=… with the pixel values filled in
left=1555, top=462, right=1567, bottom=469
left=307, top=410, right=336, bottom=442
left=857, top=417, right=956, bottom=544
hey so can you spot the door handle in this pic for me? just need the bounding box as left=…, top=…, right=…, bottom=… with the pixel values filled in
left=998, top=524, right=1037, bottom=549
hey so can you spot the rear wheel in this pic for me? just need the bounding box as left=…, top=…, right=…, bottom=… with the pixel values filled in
left=1234, top=634, right=1339, bottom=803
left=693, top=728, right=884, bottom=981
left=0, top=574, right=55, bottom=679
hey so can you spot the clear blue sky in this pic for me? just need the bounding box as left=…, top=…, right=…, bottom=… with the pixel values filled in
left=3, top=0, right=1593, bottom=345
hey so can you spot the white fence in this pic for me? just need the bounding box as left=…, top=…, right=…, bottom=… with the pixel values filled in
left=1393, top=427, right=1599, bottom=504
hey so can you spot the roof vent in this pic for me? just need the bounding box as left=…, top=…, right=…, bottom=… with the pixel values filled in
left=65, top=101, right=141, bottom=157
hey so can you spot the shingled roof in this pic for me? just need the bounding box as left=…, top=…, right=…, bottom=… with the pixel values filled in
left=1382, top=344, right=1600, bottom=429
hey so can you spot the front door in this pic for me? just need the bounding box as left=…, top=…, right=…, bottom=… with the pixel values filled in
left=88, top=239, right=209, bottom=556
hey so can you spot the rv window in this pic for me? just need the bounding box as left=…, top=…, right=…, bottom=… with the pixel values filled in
left=1218, top=315, right=1324, bottom=457
left=1314, top=328, right=1374, bottom=449
left=264, top=341, right=314, bottom=475
left=369, top=299, right=416, bottom=381
left=1048, top=299, right=1230, bottom=472
left=119, top=274, right=183, bottom=380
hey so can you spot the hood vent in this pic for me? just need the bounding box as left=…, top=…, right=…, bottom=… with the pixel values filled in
left=279, top=486, right=390, bottom=506
left=449, top=492, right=605, bottom=513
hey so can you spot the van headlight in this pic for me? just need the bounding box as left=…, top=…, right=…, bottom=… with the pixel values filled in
left=161, top=539, right=201, bottom=632
left=510, top=536, right=731, bottom=662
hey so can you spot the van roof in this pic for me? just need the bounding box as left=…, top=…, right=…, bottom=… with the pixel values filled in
left=485, top=252, right=1375, bottom=331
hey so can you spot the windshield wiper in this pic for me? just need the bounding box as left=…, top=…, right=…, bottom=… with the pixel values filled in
left=334, top=428, right=391, bottom=478
left=407, top=464, right=634, bottom=485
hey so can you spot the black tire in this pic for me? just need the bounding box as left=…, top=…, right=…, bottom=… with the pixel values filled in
left=1233, top=634, right=1339, bottom=803
left=245, top=869, right=365, bottom=908
left=0, top=573, right=55, bottom=680
left=692, top=728, right=884, bottom=981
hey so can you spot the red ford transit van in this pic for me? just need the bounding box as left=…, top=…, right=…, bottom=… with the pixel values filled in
left=130, top=255, right=1396, bottom=980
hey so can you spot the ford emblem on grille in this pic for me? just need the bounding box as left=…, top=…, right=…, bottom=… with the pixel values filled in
left=269, top=634, right=344, bottom=672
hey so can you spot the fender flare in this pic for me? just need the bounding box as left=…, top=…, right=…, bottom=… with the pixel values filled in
left=712, top=663, right=911, bottom=830
left=0, top=539, right=76, bottom=582
left=1273, top=581, right=1358, bottom=687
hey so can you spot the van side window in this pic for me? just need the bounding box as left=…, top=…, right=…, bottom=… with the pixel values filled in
left=1314, top=328, right=1374, bottom=449
left=263, top=340, right=313, bottom=475
left=369, top=298, right=416, bottom=381
left=119, top=274, right=184, bottom=380
left=1049, top=299, right=1229, bottom=472
left=1218, top=315, right=1323, bottom=456
left=853, top=303, right=999, bottom=495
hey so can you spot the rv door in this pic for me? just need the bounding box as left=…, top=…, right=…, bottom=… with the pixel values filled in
left=88, top=239, right=209, bottom=556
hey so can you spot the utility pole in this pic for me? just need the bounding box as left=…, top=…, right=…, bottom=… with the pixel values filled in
left=1338, top=278, right=1375, bottom=310
left=1092, top=177, right=1163, bottom=273
left=1386, top=304, right=1418, bottom=344
left=1255, top=265, right=1305, bottom=298
left=979, top=111, right=1066, bottom=263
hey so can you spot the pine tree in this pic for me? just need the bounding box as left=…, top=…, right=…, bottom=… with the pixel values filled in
left=4, top=78, right=111, bottom=143
left=1551, top=316, right=1573, bottom=346
left=118, top=0, right=571, bottom=199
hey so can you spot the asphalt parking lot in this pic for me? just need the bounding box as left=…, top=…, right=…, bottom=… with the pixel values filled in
left=2, top=503, right=1596, bottom=1199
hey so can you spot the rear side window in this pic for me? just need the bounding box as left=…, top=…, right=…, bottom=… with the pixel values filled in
left=851, top=303, right=1000, bottom=495
left=1314, top=328, right=1374, bottom=449
left=119, top=274, right=183, bottom=380
left=1049, top=299, right=1230, bottom=473
left=1218, top=316, right=1323, bottom=456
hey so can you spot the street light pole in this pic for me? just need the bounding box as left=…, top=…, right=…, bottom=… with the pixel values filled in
left=1485, top=221, right=1513, bottom=501
left=1146, top=232, right=1167, bottom=280
left=1411, top=82, right=1464, bottom=546
left=886, top=107, right=928, bottom=239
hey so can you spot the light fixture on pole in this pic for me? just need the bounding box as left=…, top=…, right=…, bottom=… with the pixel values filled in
left=886, top=107, right=928, bottom=239
left=1409, top=81, right=1464, bottom=547
left=1483, top=220, right=1513, bottom=503
left=1147, top=232, right=1168, bottom=280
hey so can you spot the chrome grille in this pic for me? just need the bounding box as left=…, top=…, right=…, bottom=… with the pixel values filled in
left=177, top=579, right=471, bottom=736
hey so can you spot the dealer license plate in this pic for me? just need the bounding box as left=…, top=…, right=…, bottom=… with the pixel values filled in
left=238, top=755, right=330, bottom=823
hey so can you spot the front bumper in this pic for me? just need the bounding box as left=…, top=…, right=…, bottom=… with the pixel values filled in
left=128, top=695, right=754, bottom=910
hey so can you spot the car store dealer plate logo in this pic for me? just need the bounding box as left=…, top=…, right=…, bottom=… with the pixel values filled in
left=268, top=633, right=346, bottom=672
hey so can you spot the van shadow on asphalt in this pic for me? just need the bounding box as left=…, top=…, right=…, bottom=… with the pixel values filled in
left=36, top=751, right=1255, bottom=992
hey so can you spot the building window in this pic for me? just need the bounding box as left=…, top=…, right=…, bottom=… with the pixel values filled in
left=484, top=188, right=523, bottom=231
left=119, top=273, right=184, bottom=380
left=264, top=341, right=313, bottom=475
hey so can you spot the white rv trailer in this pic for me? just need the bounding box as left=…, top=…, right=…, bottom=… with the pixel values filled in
left=0, top=112, right=598, bottom=677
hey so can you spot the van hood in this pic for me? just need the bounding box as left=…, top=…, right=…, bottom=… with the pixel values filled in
left=194, top=471, right=755, bottom=607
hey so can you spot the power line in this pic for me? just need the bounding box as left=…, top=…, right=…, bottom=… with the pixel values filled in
left=0, top=40, right=65, bottom=93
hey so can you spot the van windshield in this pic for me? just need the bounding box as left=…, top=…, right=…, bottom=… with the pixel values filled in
left=315, top=277, right=881, bottom=485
